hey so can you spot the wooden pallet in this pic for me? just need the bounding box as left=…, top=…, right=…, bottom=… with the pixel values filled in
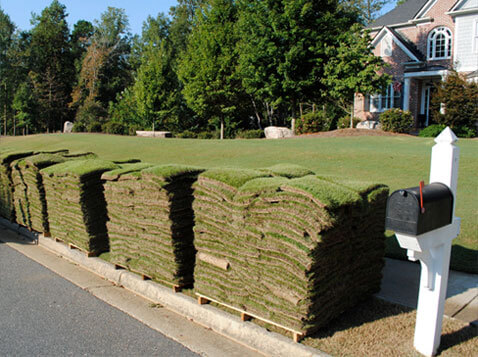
left=53, top=237, right=97, bottom=257
left=113, top=264, right=185, bottom=293
left=196, top=293, right=305, bottom=343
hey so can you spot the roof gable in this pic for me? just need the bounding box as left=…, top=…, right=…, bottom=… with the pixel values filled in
left=371, top=27, right=423, bottom=62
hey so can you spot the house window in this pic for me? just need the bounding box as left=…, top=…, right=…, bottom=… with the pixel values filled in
left=428, top=27, right=452, bottom=60
left=370, top=83, right=402, bottom=113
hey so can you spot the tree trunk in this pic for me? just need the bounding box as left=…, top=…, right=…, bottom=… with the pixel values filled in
left=250, top=97, right=262, bottom=129
left=220, top=119, right=224, bottom=140
left=3, top=103, right=6, bottom=136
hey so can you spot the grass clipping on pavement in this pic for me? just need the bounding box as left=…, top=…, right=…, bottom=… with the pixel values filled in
left=193, top=164, right=389, bottom=335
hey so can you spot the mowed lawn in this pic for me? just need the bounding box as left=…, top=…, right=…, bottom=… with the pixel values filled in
left=1, top=133, right=476, bottom=273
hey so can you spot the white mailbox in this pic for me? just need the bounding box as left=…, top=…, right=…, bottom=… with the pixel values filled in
left=387, top=127, right=461, bottom=357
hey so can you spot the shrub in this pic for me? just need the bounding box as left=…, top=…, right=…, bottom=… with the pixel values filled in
left=431, top=71, right=478, bottom=137
left=197, top=131, right=220, bottom=139
left=127, top=124, right=142, bottom=136
left=418, top=124, right=446, bottom=137
left=87, top=121, right=103, bottom=133
left=380, top=109, right=414, bottom=133
left=295, top=112, right=332, bottom=134
left=103, top=122, right=127, bottom=135
left=176, top=130, right=198, bottom=139
left=72, top=122, right=85, bottom=132
left=337, top=116, right=361, bottom=129
left=235, top=129, right=264, bottom=139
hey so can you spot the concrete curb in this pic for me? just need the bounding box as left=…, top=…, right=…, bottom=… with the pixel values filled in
left=0, top=218, right=326, bottom=357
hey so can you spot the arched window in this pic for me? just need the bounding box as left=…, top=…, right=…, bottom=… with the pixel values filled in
left=428, top=27, right=452, bottom=60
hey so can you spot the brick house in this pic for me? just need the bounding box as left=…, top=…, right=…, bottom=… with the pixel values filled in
left=354, top=0, right=478, bottom=127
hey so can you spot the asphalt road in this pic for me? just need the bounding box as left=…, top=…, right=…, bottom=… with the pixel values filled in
left=0, top=242, right=198, bottom=356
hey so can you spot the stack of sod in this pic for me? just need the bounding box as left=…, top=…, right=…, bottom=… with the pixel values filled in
left=236, top=175, right=389, bottom=334
left=192, top=168, right=272, bottom=303
left=41, top=159, right=119, bottom=255
left=193, top=167, right=388, bottom=335
left=0, top=151, right=34, bottom=221
left=102, top=164, right=203, bottom=287
left=11, top=153, right=68, bottom=232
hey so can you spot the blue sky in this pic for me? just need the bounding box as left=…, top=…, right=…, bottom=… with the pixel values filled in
left=1, top=0, right=397, bottom=36
left=1, top=0, right=178, bottom=35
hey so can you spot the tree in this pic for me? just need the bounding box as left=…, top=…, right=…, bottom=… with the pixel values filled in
left=431, top=71, right=478, bottom=137
left=29, top=0, right=74, bottom=132
left=237, top=0, right=347, bottom=125
left=339, top=0, right=388, bottom=25
left=12, top=80, right=38, bottom=135
left=323, top=24, right=390, bottom=126
left=0, top=9, right=15, bottom=135
left=71, top=20, right=94, bottom=73
left=133, top=14, right=183, bottom=132
left=178, top=0, right=248, bottom=139
left=71, top=7, right=132, bottom=129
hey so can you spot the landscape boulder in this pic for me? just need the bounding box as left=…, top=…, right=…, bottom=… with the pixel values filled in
left=63, top=121, right=74, bottom=133
left=264, top=126, right=294, bottom=139
left=356, top=120, right=382, bottom=130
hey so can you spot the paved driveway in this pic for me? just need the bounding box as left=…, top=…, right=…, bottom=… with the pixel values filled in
left=0, top=242, right=198, bottom=356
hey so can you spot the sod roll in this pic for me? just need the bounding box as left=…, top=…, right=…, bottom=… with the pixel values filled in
left=193, top=166, right=388, bottom=335
left=41, top=159, right=119, bottom=255
left=11, top=153, right=69, bottom=232
left=0, top=151, right=34, bottom=221
left=103, top=164, right=204, bottom=287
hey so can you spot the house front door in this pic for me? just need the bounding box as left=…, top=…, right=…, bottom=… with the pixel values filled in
left=420, top=83, right=438, bottom=127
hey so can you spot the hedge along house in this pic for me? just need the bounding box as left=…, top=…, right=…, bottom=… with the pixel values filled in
left=354, top=0, right=478, bottom=128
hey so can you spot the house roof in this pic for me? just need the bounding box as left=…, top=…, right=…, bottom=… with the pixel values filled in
left=369, top=0, right=430, bottom=28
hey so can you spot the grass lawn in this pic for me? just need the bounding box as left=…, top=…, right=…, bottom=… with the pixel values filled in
left=0, top=133, right=476, bottom=273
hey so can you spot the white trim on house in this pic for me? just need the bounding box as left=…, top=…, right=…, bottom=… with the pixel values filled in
left=446, top=8, right=478, bottom=16
left=449, top=0, right=478, bottom=12
left=372, top=27, right=421, bottom=61
left=415, top=0, right=439, bottom=19
left=427, top=26, right=453, bottom=60
left=404, top=69, right=449, bottom=78
left=474, top=18, right=478, bottom=53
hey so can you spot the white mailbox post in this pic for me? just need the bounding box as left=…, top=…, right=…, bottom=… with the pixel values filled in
left=394, top=127, right=461, bottom=356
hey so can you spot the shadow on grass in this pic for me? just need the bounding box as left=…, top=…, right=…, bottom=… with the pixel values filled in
left=308, top=297, right=412, bottom=339
left=438, top=323, right=478, bottom=355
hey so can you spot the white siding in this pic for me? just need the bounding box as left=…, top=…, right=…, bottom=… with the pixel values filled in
left=460, top=0, right=478, bottom=10
left=455, top=14, right=478, bottom=72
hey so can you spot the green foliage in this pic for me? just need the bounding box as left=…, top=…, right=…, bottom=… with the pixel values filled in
left=74, top=100, right=108, bottom=133
left=175, top=130, right=198, bottom=139
left=337, top=116, right=361, bottom=129
left=323, top=24, right=390, bottom=113
left=103, top=121, right=127, bottom=135
left=178, top=0, right=248, bottom=137
left=12, top=81, right=39, bottom=133
left=237, top=0, right=348, bottom=122
left=431, top=72, right=478, bottom=137
left=418, top=124, right=447, bottom=138
left=338, top=0, right=388, bottom=25
left=29, top=0, right=74, bottom=132
left=235, top=129, right=264, bottom=139
left=197, top=131, right=220, bottom=140
left=295, top=112, right=332, bottom=134
left=380, top=108, right=414, bottom=133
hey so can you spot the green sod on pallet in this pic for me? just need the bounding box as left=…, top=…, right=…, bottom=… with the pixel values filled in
left=0, top=150, right=35, bottom=221
left=41, top=159, right=119, bottom=255
left=11, top=153, right=69, bottom=232
left=103, top=164, right=204, bottom=288
left=193, top=165, right=389, bottom=335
